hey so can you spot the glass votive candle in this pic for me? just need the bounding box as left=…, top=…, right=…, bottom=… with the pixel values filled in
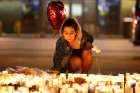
left=81, top=83, right=89, bottom=93
left=67, top=87, right=77, bottom=93
left=0, top=86, right=7, bottom=93
left=17, top=87, right=29, bottom=93
left=59, top=88, right=67, bottom=93
left=7, top=86, right=14, bottom=93
left=52, top=78, right=59, bottom=87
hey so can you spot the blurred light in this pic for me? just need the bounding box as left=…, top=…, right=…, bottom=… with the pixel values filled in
left=123, top=17, right=133, bottom=22
left=132, top=19, right=138, bottom=32
left=64, top=4, right=69, bottom=17
left=97, top=0, right=109, bottom=16
left=134, top=19, right=138, bottom=24
left=71, top=4, right=82, bottom=16
left=92, top=46, right=101, bottom=54
left=136, top=16, right=140, bottom=20
left=31, top=0, right=40, bottom=11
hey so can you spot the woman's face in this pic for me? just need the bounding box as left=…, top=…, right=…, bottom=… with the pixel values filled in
left=62, top=26, right=76, bottom=43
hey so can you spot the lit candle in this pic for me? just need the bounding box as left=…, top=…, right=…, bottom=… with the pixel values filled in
left=7, top=86, right=14, bottom=93
left=17, top=87, right=29, bottom=93
left=81, top=83, right=89, bottom=93
left=114, top=88, right=123, bottom=93
left=60, top=88, right=67, bottom=93
left=0, top=87, right=7, bottom=93
left=48, top=79, right=53, bottom=87
left=52, top=78, right=58, bottom=87
left=67, top=88, right=76, bottom=93
left=14, top=90, right=21, bottom=93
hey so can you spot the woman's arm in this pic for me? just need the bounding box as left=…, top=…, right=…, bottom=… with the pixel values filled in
left=85, top=31, right=94, bottom=43
left=53, top=38, right=70, bottom=72
left=82, top=31, right=94, bottom=49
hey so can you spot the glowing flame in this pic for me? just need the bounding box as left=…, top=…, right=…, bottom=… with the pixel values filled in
left=92, top=46, right=101, bottom=54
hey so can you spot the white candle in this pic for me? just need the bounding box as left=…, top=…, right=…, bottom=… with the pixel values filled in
left=0, top=87, right=7, bottom=93
left=52, top=78, right=58, bottom=87
left=7, top=86, right=14, bottom=93
left=18, top=87, right=29, bottom=93
left=67, top=88, right=76, bottom=93
left=81, top=83, right=89, bottom=93
left=60, top=88, right=67, bottom=93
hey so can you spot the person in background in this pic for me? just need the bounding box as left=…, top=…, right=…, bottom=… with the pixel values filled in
left=53, top=17, right=94, bottom=73
left=14, top=20, right=22, bottom=36
left=0, top=20, right=3, bottom=35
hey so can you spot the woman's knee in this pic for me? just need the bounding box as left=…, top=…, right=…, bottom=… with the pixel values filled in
left=82, top=50, right=93, bottom=62
left=68, top=56, right=82, bottom=72
left=81, top=50, right=93, bottom=73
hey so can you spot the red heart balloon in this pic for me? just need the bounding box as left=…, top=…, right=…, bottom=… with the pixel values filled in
left=47, top=0, right=66, bottom=33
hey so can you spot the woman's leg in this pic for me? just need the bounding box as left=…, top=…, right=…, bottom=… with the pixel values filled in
left=81, top=49, right=93, bottom=73
left=68, top=56, right=82, bottom=73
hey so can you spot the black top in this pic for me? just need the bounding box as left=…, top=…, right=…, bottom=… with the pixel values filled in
left=52, top=30, right=94, bottom=72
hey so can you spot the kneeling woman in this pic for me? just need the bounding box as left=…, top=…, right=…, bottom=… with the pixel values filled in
left=53, top=17, right=94, bottom=73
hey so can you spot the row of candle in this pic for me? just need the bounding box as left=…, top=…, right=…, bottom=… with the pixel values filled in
left=0, top=71, right=49, bottom=93
left=125, top=73, right=140, bottom=93
left=1, top=70, right=140, bottom=93
left=47, top=73, right=124, bottom=93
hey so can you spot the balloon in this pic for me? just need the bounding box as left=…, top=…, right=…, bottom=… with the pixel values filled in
left=47, top=0, right=66, bottom=32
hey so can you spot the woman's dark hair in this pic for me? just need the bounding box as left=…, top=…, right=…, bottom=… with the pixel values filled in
left=61, top=18, right=79, bottom=33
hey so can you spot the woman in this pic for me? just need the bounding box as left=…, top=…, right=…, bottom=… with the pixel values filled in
left=53, top=17, right=94, bottom=73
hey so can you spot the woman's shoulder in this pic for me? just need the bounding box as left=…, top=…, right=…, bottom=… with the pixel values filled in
left=56, top=37, right=72, bottom=54
left=82, top=30, right=94, bottom=43
left=56, top=37, right=69, bottom=48
left=56, top=37, right=67, bottom=45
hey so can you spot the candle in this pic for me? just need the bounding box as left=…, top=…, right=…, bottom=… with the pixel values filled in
left=52, top=78, right=59, bottom=87
left=81, top=83, right=89, bottom=93
left=0, top=87, right=7, bottom=93
left=60, top=88, right=67, bottom=93
left=67, top=88, right=76, bottom=93
left=114, top=88, right=123, bottom=93
left=17, top=87, right=29, bottom=93
left=72, top=83, right=81, bottom=92
left=7, top=86, right=14, bottom=93
left=48, top=79, right=53, bottom=87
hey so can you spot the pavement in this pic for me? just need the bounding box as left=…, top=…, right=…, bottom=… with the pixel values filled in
left=0, top=37, right=140, bottom=74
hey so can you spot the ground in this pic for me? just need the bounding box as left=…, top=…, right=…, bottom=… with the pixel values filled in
left=0, top=37, right=140, bottom=75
